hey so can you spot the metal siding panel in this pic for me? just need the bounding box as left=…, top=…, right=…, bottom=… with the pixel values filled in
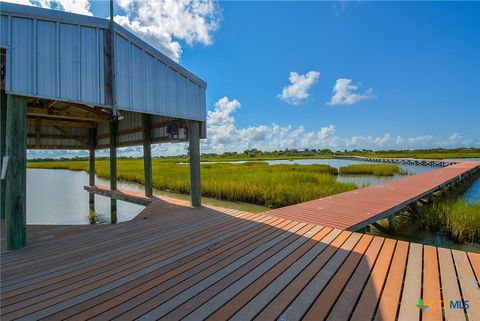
left=59, top=23, right=79, bottom=100
left=130, top=44, right=145, bottom=111
left=167, top=67, right=176, bottom=117
left=115, top=34, right=130, bottom=109
left=145, top=53, right=157, bottom=113
left=156, top=61, right=167, bottom=115
left=36, top=20, right=56, bottom=97
left=98, top=29, right=105, bottom=104
left=200, top=86, right=206, bottom=120
left=178, top=75, right=186, bottom=118
left=1, top=15, right=8, bottom=47
left=80, top=26, right=98, bottom=104
left=11, top=17, right=33, bottom=94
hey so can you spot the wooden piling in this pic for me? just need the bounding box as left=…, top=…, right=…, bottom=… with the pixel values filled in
left=110, top=120, right=117, bottom=223
left=0, top=90, right=6, bottom=219
left=188, top=120, right=201, bottom=207
left=142, top=114, right=153, bottom=197
left=5, top=95, right=28, bottom=250
left=89, top=128, right=96, bottom=221
left=388, top=214, right=396, bottom=233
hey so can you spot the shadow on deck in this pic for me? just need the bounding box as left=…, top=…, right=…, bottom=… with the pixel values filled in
left=1, top=198, right=479, bottom=320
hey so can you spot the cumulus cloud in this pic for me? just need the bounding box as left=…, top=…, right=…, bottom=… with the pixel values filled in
left=7, top=0, right=219, bottom=61
left=328, top=78, right=374, bottom=106
left=114, top=0, right=220, bottom=61
left=278, top=71, right=320, bottom=105
left=199, top=97, right=466, bottom=154
left=4, top=0, right=93, bottom=15
left=25, top=98, right=479, bottom=159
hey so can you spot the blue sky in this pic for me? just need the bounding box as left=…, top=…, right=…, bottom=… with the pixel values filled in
left=181, top=1, right=480, bottom=147
left=8, top=0, right=480, bottom=156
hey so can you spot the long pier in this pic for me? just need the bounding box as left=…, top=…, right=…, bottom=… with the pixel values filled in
left=337, top=156, right=458, bottom=167
left=1, top=161, right=480, bottom=320
left=267, top=161, right=480, bottom=231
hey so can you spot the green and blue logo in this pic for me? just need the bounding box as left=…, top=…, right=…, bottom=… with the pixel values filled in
left=416, top=298, right=429, bottom=312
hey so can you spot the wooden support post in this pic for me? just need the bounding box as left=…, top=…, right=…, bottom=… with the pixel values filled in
left=0, top=90, right=6, bottom=219
left=89, top=128, right=96, bottom=223
left=110, top=121, right=117, bottom=223
left=142, top=114, right=153, bottom=197
left=388, top=214, right=396, bottom=233
left=5, top=95, right=28, bottom=250
left=188, top=120, right=201, bottom=207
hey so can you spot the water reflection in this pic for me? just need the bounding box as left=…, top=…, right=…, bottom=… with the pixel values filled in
left=27, top=169, right=145, bottom=225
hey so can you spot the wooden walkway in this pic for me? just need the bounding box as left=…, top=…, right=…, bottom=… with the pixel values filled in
left=266, top=161, right=480, bottom=231
left=337, top=156, right=458, bottom=167
left=1, top=198, right=479, bottom=321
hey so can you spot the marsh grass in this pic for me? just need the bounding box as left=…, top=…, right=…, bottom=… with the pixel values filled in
left=339, top=164, right=406, bottom=176
left=417, top=199, right=480, bottom=242
left=28, top=160, right=355, bottom=208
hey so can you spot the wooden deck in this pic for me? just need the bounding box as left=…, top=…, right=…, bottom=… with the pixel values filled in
left=1, top=199, right=479, bottom=321
left=266, top=161, right=480, bottom=231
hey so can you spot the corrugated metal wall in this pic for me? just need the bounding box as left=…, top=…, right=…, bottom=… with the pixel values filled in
left=1, top=13, right=106, bottom=105
left=0, top=3, right=207, bottom=122
left=113, top=33, right=206, bottom=121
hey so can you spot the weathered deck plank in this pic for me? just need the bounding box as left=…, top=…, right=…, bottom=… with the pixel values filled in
left=1, top=194, right=479, bottom=321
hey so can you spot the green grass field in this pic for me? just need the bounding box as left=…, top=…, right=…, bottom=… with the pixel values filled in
left=417, top=199, right=480, bottom=242
left=28, top=160, right=356, bottom=208
left=339, top=164, right=406, bottom=176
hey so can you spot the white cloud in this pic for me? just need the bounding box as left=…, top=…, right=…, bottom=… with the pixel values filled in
left=449, top=133, right=461, bottom=141
left=27, top=98, right=478, bottom=159
left=4, top=0, right=94, bottom=15
left=6, top=0, right=219, bottom=61
left=114, top=0, right=220, bottom=61
left=328, top=78, right=374, bottom=106
left=278, top=71, right=320, bottom=105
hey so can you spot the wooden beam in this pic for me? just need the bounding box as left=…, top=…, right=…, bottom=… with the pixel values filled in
left=69, top=103, right=113, bottom=120
left=27, top=144, right=90, bottom=150
left=28, top=106, right=110, bottom=122
left=0, top=90, right=6, bottom=219
left=5, top=95, right=28, bottom=250
left=45, top=100, right=57, bottom=109
left=27, top=117, right=97, bottom=128
left=188, top=120, right=201, bottom=207
left=142, top=114, right=153, bottom=197
left=84, top=185, right=152, bottom=206
left=110, top=121, right=118, bottom=223
left=27, top=133, right=89, bottom=140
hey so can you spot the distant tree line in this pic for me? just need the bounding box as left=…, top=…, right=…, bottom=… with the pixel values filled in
left=28, top=147, right=480, bottom=162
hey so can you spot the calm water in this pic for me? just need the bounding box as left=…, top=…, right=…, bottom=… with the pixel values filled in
left=262, top=158, right=432, bottom=186
left=27, top=169, right=145, bottom=225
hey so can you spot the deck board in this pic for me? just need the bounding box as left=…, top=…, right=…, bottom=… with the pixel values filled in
left=1, top=194, right=479, bottom=320
left=263, top=161, right=480, bottom=231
